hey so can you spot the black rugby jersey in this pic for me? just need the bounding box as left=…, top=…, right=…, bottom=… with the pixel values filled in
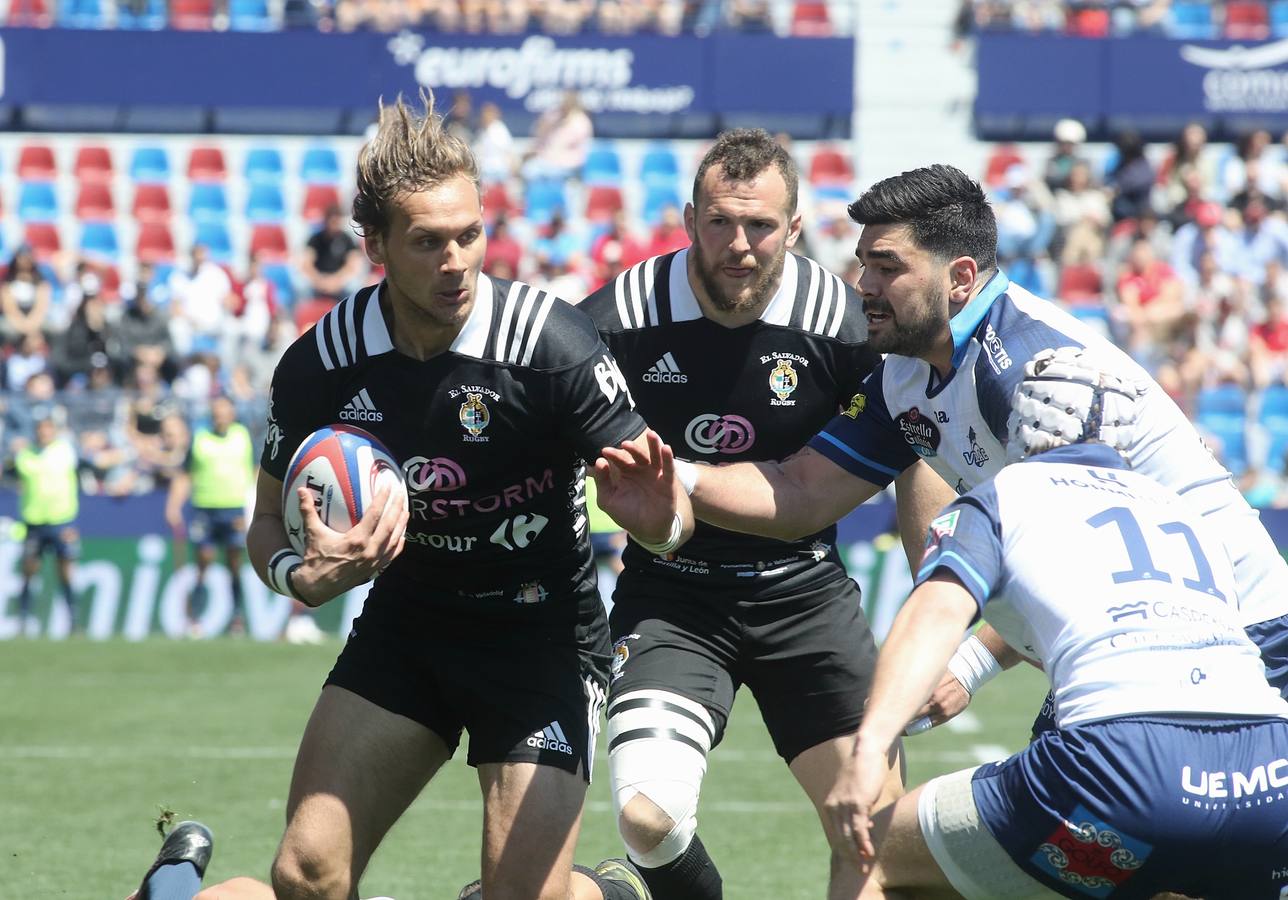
left=262, top=276, right=646, bottom=608
left=581, top=248, right=878, bottom=590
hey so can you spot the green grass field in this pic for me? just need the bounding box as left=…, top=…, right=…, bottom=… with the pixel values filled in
left=0, top=638, right=1050, bottom=899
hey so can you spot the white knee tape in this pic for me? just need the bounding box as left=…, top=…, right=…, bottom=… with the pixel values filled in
left=607, top=689, right=716, bottom=868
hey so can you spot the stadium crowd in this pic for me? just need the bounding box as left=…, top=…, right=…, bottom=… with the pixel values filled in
left=8, top=105, right=1288, bottom=508
left=5, top=0, right=844, bottom=35
left=958, top=0, right=1288, bottom=38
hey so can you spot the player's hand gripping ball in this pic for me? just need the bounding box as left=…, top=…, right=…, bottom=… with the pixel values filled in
left=282, top=425, right=407, bottom=554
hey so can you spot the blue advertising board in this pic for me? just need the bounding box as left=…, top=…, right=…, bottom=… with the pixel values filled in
left=0, top=28, right=853, bottom=119
left=976, top=33, right=1288, bottom=139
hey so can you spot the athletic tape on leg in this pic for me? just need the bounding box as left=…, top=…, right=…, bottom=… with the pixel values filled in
left=607, top=689, right=716, bottom=868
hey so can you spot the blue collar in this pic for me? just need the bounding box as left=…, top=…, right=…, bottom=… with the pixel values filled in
left=1027, top=443, right=1128, bottom=470
left=949, top=269, right=1010, bottom=369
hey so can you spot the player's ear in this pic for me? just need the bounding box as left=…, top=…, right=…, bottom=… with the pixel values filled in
left=947, top=255, right=978, bottom=304
left=785, top=212, right=803, bottom=249
left=683, top=202, right=697, bottom=242
left=365, top=231, right=387, bottom=267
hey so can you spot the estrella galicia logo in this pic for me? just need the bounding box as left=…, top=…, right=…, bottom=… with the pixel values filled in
left=962, top=427, right=990, bottom=467
left=896, top=407, right=940, bottom=458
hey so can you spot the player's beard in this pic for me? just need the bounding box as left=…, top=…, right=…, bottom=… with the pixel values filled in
left=865, top=281, right=950, bottom=357
left=692, top=232, right=787, bottom=315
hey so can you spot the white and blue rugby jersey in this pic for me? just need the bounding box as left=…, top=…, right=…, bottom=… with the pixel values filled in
left=808, top=271, right=1288, bottom=630
left=918, top=443, right=1288, bottom=728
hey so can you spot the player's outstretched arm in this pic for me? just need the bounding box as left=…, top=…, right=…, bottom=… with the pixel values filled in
left=824, top=573, right=977, bottom=867
left=593, top=429, right=694, bottom=555
left=246, top=468, right=408, bottom=607
left=686, top=445, right=884, bottom=541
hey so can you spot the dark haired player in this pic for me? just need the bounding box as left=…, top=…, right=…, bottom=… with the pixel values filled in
left=580, top=130, right=952, bottom=900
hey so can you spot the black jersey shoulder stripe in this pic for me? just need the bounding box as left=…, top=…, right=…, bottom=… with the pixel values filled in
left=796, top=257, right=848, bottom=338
left=611, top=257, right=666, bottom=330
left=653, top=252, right=674, bottom=326
left=313, top=286, right=384, bottom=371
left=494, top=280, right=559, bottom=366
left=515, top=289, right=558, bottom=366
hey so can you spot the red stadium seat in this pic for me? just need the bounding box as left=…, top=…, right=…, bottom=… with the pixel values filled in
left=808, top=145, right=853, bottom=186
left=1226, top=0, right=1271, bottom=38
left=8, top=0, right=52, bottom=27
left=294, top=297, right=337, bottom=334
left=187, top=146, right=227, bottom=182
left=74, top=182, right=115, bottom=221
left=249, top=223, right=289, bottom=262
left=171, top=0, right=214, bottom=29
left=73, top=145, right=113, bottom=183
left=132, top=184, right=172, bottom=224
left=17, top=144, right=57, bottom=181
left=136, top=223, right=176, bottom=264
left=23, top=223, right=61, bottom=261
left=482, top=182, right=520, bottom=224
left=791, top=0, right=832, bottom=36
left=586, top=186, right=624, bottom=223
left=95, top=263, right=121, bottom=301
left=983, top=144, right=1025, bottom=188
left=1066, top=7, right=1110, bottom=36
left=301, top=183, right=342, bottom=223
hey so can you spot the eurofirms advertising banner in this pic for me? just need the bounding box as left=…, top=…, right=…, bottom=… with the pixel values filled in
left=977, top=34, right=1288, bottom=129
left=0, top=494, right=914, bottom=641
left=0, top=29, right=853, bottom=117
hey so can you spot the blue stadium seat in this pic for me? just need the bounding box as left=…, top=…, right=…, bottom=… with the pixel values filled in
left=1197, top=384, right=1250, bottom=475
left=640, top=143, right=681, bottom=187
left=229, top=0, right=274, bottom=30
left=1260, top=385, right=1288, bottom=468
left=17, top=182, right=58, bottom=222
left=193, top=221, right=233, bottom=264
left=129, top=146, right=171, bottom=183
left=117, top=0, right=166, bottom=28
left=524, top=178, right=568, bottom=225
left=243, top=147, right=284, bottom=184
left=79, top=222, right=120, bottom=262
left=262, top=261, right=296, bottom=309
left=582, top=142, right=623, bottom=186
left=245, top=183, right=286, bottom=223
left=1168, top=1, right=1218, bottom=39
left=188, top=183, right=229, bottom=225
left=1273, top=0, right=1288, bottom=36
left=58, top=0, right=107, bottom=29
left=642, top=183, right=683, bottom=225
left=300, top=146, right=341, bottom=184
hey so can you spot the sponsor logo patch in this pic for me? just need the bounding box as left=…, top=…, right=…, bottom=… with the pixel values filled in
left=1030, top=807, right=1151, bottom=898
left=842, top=393, right=866, bottom=419
left=896, top=407, right=941, bottom=458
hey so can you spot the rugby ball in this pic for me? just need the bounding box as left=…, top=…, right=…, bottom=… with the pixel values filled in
left=282, top=425, right=407, bottom=555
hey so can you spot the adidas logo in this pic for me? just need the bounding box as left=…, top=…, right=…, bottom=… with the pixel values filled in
left=339, top=388, right=383, bottom=422
left=642, top=352, right=688, bottom=384
left=526, top=721, right=574, bottom=755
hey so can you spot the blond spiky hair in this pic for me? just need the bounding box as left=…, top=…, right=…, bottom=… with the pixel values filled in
left=352, top=89, right=480, bottom=238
